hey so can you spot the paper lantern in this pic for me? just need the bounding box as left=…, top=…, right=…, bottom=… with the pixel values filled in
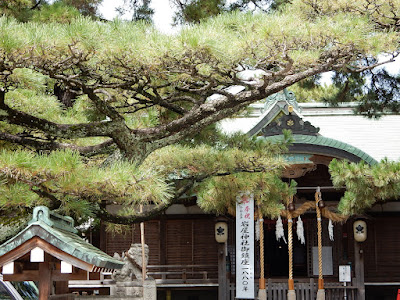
left=215, top=221, right=228, bottom=243
left=353, top=220, right=367, bottom=242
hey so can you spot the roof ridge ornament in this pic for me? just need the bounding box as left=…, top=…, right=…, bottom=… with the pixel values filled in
left=261, top=113, right=320, bottom=136
left=28, top=206, right=77, bottom=234
left=263, top=89, right=300, bottom=113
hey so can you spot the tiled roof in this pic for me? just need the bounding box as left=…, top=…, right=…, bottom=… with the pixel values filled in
left=260, top=134, right=378, bottom=165
left=0, top=206, right=123, bottom=270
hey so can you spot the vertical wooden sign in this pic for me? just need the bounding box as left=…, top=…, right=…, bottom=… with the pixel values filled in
left=236, top=192, right=254, bottom=299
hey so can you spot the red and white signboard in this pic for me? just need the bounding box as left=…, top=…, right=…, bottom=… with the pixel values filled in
left=236, top=192, right=254, bottom=299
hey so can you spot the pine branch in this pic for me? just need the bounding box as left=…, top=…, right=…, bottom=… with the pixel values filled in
left=0, top=131, right=115, bottom=155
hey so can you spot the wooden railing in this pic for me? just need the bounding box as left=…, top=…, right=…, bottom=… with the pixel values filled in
left=147, top=265, right=218, bottom=285
left=229, top=279, right=358, bottom=300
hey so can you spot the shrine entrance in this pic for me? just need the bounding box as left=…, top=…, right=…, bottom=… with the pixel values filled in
left=263, top=220, right=307, bottom=278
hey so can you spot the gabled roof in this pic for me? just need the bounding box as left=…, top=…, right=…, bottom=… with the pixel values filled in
left=247, top=90, right=302, bottom=137
left=246, top=89, right=377, bottom=165
left=259, top=134, right=377, bottom=165
left=0, top=206, right=123, bottom=272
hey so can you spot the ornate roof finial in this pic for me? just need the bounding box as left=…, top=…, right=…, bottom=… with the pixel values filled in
left=263, top=89, right=300, bottom=113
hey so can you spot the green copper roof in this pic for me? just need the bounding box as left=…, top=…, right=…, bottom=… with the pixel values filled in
left=259, top=134, right=378, bottom=165
left=0, top=206, right=123, bottom=270
left=263, top=89, right=300, bottom=112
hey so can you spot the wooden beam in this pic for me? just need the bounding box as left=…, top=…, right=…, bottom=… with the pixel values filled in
left=0, top=237, right=39, bottom=266
left=35, top=238, right=94, bottom=272
left=4, top=270, right=39, bottom=281
left=0, top=237, right=94, bottom=272
left=3, top=268, right=87, bottom=282
left=52, top=269, right=88, bottom=281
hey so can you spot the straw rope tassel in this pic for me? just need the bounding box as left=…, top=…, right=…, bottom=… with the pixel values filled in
left=315, top=188, right=325, bottom=300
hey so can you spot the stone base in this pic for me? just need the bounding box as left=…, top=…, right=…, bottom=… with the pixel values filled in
left=143, top=279, right=156, bottom=300
left=258, top=289, right=266, bottom=300
left=317, top=289, right=325, bottom=300
left=110, top=280, right=142, bottom=297
left=109, top=279, right=156, bottom=300
left=287, top=289, right=296, bottom=300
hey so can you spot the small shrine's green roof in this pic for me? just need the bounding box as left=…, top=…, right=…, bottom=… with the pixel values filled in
left=259, top=135, right=378, bottom=165
left=0, top=206, right=123, bottom=271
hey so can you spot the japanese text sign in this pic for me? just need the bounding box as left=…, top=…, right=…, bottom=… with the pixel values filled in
left=236, top=192, right=254, bottom=299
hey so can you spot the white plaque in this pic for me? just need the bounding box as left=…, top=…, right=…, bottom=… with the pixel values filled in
left=236, top=192, right=254, bottom=299
left=312, top=246, right=333, bottom=276
left=2, top=261, right=14, bottom=275
left=339, top=265, right=351, bottom=282
left=61, top=261, right=73, bottom=273
left=30, top=247, right=44, bottom=262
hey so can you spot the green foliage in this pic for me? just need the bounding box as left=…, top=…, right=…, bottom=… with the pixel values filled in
left=143, top=143, right=286, bottom=179
left=0, top=149, right=173, bottom=220
left=31, top=1, right=81, bottom=23
left=63, top=0, right=102, bottom=17
left=0, top=0, right=101, bottom=22
left=141, top=134, right=290, bottom=218
left=0, top=6, right=395, bottom=69
left=0, top=0, right=34, bottom=22
left=1, top=0, right=400, bottom=225
left=289, top=81, right=339, bottom=103
left=116, top=0, right=154, bottom=22
left=354, top=68, right=400, bottom=117
left=173, top=0, right=227, bottom=24
left=196, top=172, right=295, bottom=217
left=329, top=159, right=400, bottom=215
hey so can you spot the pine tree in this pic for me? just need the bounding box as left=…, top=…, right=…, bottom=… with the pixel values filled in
left=0, top=0, right=399, bottom=226
left=330, top=159, right=400, bottom=215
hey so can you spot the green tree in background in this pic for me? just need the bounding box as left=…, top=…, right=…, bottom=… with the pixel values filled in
left=116, top=0, right=154, bottom=22
left=0, top=0, right=101, bottom=22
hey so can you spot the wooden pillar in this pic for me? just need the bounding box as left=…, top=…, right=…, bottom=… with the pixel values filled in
left=218, top=243, right=227, bottom=300
left=99, top=220, right=107, bottom=252
left=55, top=281, right=69, bottom=300
left=39, top=262, right=52, bottom=300
left=354, top=240, right=365, bottom=300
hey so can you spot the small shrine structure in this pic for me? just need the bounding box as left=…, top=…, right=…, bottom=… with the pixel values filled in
left=0, top=206, right=124, bottom=300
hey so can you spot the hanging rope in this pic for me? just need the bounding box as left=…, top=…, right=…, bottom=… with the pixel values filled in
left=259, top=209, right=265, bottom=290
left=315, top=188, right=324, bottom=290
left=287, top=196, right=294, bottom=291
left=288, top=217, right=293, bottom=281
left=280, top=201, right=348, bottom=222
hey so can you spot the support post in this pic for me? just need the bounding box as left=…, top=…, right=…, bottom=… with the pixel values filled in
left=39, top=262, right=52, bottom=300
left=55, top=281, right=69, bottom=300
left=218, top=242, right=227, bottom=300
left=354, top=239, right=365, bottom=300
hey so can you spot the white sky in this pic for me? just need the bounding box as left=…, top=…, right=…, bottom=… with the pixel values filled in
left=100, top=0, right=175, bottom=33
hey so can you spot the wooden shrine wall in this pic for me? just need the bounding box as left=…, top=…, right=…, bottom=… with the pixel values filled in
left=357, top=215, right=400, bottom=282
left=105, top=217, right=218, bottom=268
